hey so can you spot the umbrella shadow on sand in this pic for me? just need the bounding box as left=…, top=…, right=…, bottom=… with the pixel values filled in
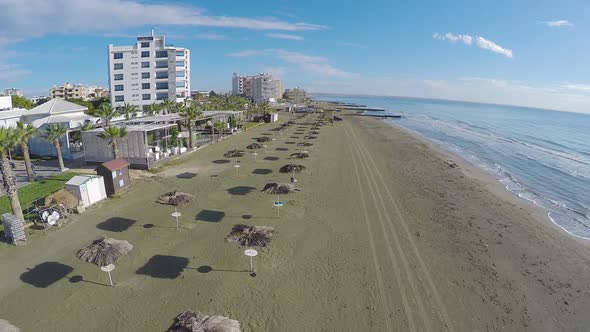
left=20, top=262, right=73, bottom=288
left=192, top=265, right=249, bottom=274
left=96, top=217, right=137, bottom=232
left=69, top=275, right=110, bottom=287
left=136, top=255, right=189, bottom=279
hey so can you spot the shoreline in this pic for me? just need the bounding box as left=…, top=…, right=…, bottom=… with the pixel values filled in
left=382, top=118, right=590, bottom=246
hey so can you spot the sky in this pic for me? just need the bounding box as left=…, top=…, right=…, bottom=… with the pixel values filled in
left=1, top=0, right=589, bottom=113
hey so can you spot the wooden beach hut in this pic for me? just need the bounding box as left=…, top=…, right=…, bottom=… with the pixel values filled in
left=95, top=158, right=130, bottom=195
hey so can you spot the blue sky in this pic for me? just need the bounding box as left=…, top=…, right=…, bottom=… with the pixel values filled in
left=1, top=0, right=589, bottom=113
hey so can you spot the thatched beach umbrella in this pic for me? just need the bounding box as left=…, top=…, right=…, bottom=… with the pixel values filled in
left=225, top=224, right=274, bottom=247
left=262, top=182, right=293, bottom=194
left=309, top=131, right=320, bottom=135
left=77, top=237, right=133, bottom=267
left=157, top=191, right=194, bottom=206
left=0, top=319, right=20, bottom=332
left=297, top=142, right=313, bottom=147
left=169, top=311, right=241, bottom=332
left=279, top=164, right=306, bottom=173
left=246, top=143, right=262, bottom=150
left=290, top=152, right=309, bottom=159
left=256, top=136, right=271, bottom=143
left=224, top=149, right=245, bottom=158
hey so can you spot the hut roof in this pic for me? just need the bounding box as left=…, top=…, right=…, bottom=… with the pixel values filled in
left=157, top=191, right=194, bottom=206
left=97, top=158, right=130, bottom=172
left=225, top=224, right=274, bottom=248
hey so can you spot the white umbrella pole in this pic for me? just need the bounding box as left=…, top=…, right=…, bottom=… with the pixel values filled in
left=107, top=271, right=113, bottom=287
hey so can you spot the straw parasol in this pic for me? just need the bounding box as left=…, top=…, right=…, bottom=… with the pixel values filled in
left=224, top=149, right=245, bottom=158
left=157, top=191, right=194, bottom=206
left=246, top=143, right=263, bottom=150
left=297, top=142, right=313, bottom=147
left=168, top=311, right=241, bottom=332
left=76, top=237, right=133, bottom=267
left=279, top=164, right=306, bottom=173
left=256, top=136, right=271, bottom=143
left=290, top=152, right=309, bottom=159
left=309, top=131, right=320, bottom=135
left=226, top=224, right=274, bottom=247
left=0, top=319, right=19, bottom=332
left=262, top=182, right=293, bottom=194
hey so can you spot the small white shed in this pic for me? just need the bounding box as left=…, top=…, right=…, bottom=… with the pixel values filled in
left=65, top=175, right=107, bottom=207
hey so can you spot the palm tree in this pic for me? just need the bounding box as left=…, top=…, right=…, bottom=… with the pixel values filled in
left=118, top=103, right=138, bottom=120
left=178, top=104, right=202, bottom=149
left=214, top=121, right=226, bottom=138
left=98, top=126, right=128, bottom=159
left=160, top=98, right=175, bottom=115
left=15, top=121, right=36, bottom=182
left=79, top=122, right=96, bottom=131
left=0, top=127, right=24, bottom=221
left=144, top=102, right=160, bottom=116
left=94, top=103, right=117, bottom=126
left=44, top=123, right=68, bottom=171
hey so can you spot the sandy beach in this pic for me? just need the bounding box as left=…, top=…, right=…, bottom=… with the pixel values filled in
left=1, top=112, right=589, bottom=331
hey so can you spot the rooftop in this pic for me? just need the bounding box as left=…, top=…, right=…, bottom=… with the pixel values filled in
left=98, top=158, right=130, bottom=172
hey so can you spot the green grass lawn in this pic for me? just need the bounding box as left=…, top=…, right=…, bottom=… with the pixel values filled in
left=244, top=121, right=263, bottom=129
left=0, top=172, right=79, bottom=230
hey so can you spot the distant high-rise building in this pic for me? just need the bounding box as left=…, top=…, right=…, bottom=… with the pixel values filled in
left=49, top=83, right=108, bottom=101
left=283, top=87, right=307, bottom=104
left=2, top=88, right=23, bottom=97
left=232, top=73, right=282, bottom=102
left=107, top=33, right=190, bottom=109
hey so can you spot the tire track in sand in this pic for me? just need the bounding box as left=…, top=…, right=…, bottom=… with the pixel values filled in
left=346, top=119, right=455, bottom=331
left=346, top=129, right=395, bottom=331
left=344, top=122, right=432, bottom=331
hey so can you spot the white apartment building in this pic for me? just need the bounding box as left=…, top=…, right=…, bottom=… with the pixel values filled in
left=107, top=33, right=191, bottom=110
left=2, top=88, right=23, bottom=97
left=49, top=83, right=108, bottom=101
left=232, top=73, right=282, bottom=103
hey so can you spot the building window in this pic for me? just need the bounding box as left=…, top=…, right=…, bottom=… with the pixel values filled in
left=176, top=81, right=185, bottom=88
left=115, top=95, right=124, bottom=102
left=175, top=71, right=185, bottom=78
left=142, top=94, right=151, bottom=100
left=141, top=51, right=150, bottom=58
left=155, top=50, right=168, bottom=58
left=114, top=74, right=123, bottom=81
left=114, top=63, right=123, bottom=70
left=113, top=52, right=123, bottom=59
left=141, top=72, right=150, bottom=79
left=176, top=51, right=184, bottom=57
left=155, top=61, right=168, bottom=69
left=141, top=42, right=150, bottom=48
left=114, top=84, right=124, bottom=91
left=131, top=83, right=139, bottom=87
left=156, top=82, right=169, bottom=90
left=156, top=93, right=168, bottom=100
left=142, top=83, right=150, bottom=89
left=175, top=61, right=184, bottom=67
left=141, top=61, right=150, bottom=68
left=155, top=72, right=168, bottom=79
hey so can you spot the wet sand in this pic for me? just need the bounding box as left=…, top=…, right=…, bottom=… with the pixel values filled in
left=0, top=112, right=589, bottom=331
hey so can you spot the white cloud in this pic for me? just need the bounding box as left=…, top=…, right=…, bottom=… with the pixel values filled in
left=474, top=36, right=513, bottom=58
left=543, top=20, right=573, bottom=27
left=0, top=0, right=326, bottom=42
left=262, top=66, right=287, bottom=78
left=196, top=33, right=226, bottom=40
left=433, top=33, right=472, bottom=45
left=560, top=83, right=590, bottom=92
left=336, top=42, right=367, bottom=49
left=226, top=49, right=356, bottom=78
left=266, top=33, right=304, bottom=41
left=433, top=32, right=513, bottom=58
left=0, top=63, right=31, bottom=81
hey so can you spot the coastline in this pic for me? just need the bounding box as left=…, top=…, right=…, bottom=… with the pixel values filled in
left=384, top=119, right=590, bottom=246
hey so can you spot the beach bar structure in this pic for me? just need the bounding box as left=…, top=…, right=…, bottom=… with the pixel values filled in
left=82, top=123, right=179, bottom=169
left=95, top=159, right=130, bottom=195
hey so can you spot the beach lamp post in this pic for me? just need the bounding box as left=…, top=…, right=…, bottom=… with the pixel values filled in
left=101, top=263, right=116, bottom=287
left=244, top=248, right=258, bottom=278
left=273, top=195, right=284, bottom=217
left=253, top=151, right=258, bottom=162
left=171, top=207, right=182, bottom=229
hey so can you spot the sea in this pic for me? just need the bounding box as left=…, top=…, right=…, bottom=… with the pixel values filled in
left=312, top=94, right=590, bottom=239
